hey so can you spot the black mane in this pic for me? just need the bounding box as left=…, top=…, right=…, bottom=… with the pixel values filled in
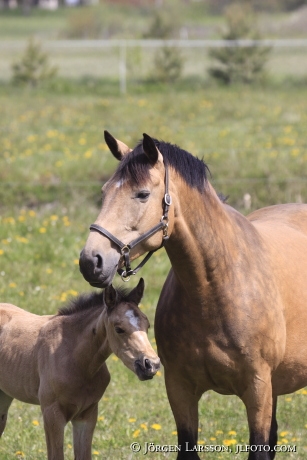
left=113, top=139, right=210, bottom=193
left=57, top=286, right=133, bottom=316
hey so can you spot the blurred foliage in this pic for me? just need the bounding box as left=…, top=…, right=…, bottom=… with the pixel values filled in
left=152, top=46, right=184, bottom=83
left=64, top=9, right=104, bottom=39
left=208, top=3, right=271, bottom=84
left=11, top=38, right=57, bottom=87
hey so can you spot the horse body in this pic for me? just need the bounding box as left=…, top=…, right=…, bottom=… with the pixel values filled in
left=0, top=280, right=159, bottom=460
left=79, top=132, right=307, bottom=459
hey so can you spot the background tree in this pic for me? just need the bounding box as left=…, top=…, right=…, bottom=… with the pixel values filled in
left=208, top=2, right=271, bottom=84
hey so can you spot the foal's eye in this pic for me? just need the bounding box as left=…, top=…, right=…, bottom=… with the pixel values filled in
left=136, top=191, right=150, bottom=201
left=115, top=326, right=125, bottom=334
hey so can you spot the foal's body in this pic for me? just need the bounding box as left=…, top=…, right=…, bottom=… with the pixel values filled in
left=0, top=280, right=159, bottom=460
left=79, top=132, right=307, bottom=459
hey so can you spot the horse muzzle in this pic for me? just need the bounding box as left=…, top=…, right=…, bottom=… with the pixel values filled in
left=79, top=247, right=119, bottom=288
left=134, top=357, right=161, bottom=381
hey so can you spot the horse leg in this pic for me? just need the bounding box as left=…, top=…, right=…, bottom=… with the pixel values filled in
left=165, top=370, right=201, bottom=460
left=41, top=402, right=66, bottom=460
left=268, top=396, right=278, bottom=460
left=241, top=368, right=274, bottom=460
left=0, top=391, right=13, bottom=436
left=72, top=403, right=98, bottom=460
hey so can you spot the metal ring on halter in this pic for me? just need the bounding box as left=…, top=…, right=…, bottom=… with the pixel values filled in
left=120, top=271, right=131, bottom=282
left=121, top=245, right=130, bottom=255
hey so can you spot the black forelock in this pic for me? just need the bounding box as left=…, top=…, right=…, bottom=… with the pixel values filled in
left=113, top=138, right=210, bottom=192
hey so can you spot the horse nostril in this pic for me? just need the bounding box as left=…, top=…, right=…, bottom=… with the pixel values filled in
left=95, top=253, right=103, bottom=270
left=144, top=358, right=153, bottom=370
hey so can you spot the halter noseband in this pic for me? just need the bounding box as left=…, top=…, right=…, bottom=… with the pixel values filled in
left=89, top=164, right=171, bottom=282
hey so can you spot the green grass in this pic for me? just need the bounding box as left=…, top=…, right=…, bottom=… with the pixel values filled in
left=1, top=84, right=307, bottom=458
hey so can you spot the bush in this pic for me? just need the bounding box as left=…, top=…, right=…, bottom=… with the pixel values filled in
left=208, top=3, right=271, bottom=84
left=11, top=38, right=57, bottom=88
left=153, top=46, right=184, bottom=84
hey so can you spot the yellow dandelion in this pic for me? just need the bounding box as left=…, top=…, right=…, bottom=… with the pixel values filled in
left=223, top=439, right=237, bottom=446
left=285, top=397, right=292, bottom=402
left=84, top=150, right=93, bottom=158
left=92, top=450, right=100, bottom=455
left=79, top=138, right=86, bottom=145
left=172, top=430, right=177, bottom=435
left=74, top=259, right=79, bottom=265
left=32, top=420, right=39, bottom=426
left=156, top=370, right=162, bottom=377
left=18, top=215, right=26, bottom=222
left=140, top=423, right=147, bottom=431
left=280, top=431, right=289, bottom=437
left=151, top=423, right=162, bottom=430
left=129, top=417, right=136, bottom=423
left=9, top=282, right=17, bottom=288
left=15, top=452, right=25, bottom=458
left=280, top=438, right=288, bottom=444
left=198, top=440, right=204, bottom=445
left=216, top=430, right=224, bottom=435
left=112, top=356, right=119, bottom=361
left=39, top=227, right=47, bottom=233
left=28, top=210, right=36, bottom=217
left=210, top=437, right=216, bottom=441
left=0, top=249, right=4, bottom=255
left=50, top=215, right=58, bottom=221
left=67, top=443, right=72, bottom=448
left=46, top=268, right=53, bottom=274
left=133, top=429, right=141, bottom=438
left=228, top=430, right=237, bottom=436
left=19, top=291, right=24, bottom=297
left=98, top=416, right=104, bottom=422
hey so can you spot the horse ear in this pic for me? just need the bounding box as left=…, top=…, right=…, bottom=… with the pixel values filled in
left=127, top=278, right=145, bottom=305
left=104, top=284, right=117, bottom=310
left=142, top=133, right=160, bottom=165
left=104, top=130, right=132, bottom=161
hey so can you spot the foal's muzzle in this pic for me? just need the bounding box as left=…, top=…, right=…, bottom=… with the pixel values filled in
left=134, top=357, right=161, bottom=381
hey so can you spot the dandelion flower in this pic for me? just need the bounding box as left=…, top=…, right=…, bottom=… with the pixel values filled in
left=151, top=423, right=162, bottom=430
left=32, top=420, right=39, bottom=426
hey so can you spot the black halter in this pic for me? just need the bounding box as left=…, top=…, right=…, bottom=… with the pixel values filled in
left=89, top=164, right=171, bottom=281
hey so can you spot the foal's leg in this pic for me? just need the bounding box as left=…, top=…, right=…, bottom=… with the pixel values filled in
left=42, top=402, right=67, bottom=460
left=0, top=391, right=13, bottom=436
left=165, top=370, right=201, bottom=460
left=241, top=368, right=274, bottom=460
left=72, top=403, right=98, bottom=460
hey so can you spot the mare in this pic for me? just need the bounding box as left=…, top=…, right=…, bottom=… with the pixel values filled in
left=79, top=131, right=307, bottom=460
left=0, top=278, right=160, bottom=460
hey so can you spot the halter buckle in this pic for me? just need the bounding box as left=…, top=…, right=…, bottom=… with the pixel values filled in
left=164, top=193, right=172, bottom=206
left=161, top=215, right=169, bottom=239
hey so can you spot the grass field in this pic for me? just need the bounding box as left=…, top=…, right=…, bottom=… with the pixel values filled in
left=0, top=81, right=307, bottom=459
left=1, top=7, right=307, bottom=459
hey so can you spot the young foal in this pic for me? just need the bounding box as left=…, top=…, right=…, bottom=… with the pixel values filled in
left=0, top=278, right=159, bottom=460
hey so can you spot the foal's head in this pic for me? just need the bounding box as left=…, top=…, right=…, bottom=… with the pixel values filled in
left=104, top=278, right=160, bottom=381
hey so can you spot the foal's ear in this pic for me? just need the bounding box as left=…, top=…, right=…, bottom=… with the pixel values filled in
left=143, top=133, right=162, bottom=165
left=127, top=278, right=145, bottom=306
left=104, top=284, right=117, bottom=310
left=104, top=130, right=132, bottom=161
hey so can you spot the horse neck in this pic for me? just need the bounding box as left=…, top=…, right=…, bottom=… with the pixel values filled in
left=67, top=308, right=111, bottom=377
left=166, top=179, right=260, bottom=300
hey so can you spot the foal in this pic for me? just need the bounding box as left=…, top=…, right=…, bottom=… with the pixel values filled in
left=0, top=278, right=159, bottom=460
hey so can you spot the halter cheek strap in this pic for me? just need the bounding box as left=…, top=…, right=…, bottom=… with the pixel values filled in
left=89, top=164, right=171, bottom=281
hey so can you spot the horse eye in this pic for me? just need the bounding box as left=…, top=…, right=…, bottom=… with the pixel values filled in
left=115, top=326, right=125, bottom=334
left=136, top=191, right=150, bottom=200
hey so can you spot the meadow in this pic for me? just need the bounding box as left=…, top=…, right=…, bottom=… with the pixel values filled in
left=0, top=80, right=307, bottom=460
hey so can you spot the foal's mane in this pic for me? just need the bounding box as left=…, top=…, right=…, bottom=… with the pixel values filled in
left=57, top=286, right=133, bottom=316
left=113, top=139, right=210, bottom=193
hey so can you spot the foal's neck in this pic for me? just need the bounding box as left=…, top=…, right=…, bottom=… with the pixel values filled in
left=68, top=308, right=111, bottom=377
